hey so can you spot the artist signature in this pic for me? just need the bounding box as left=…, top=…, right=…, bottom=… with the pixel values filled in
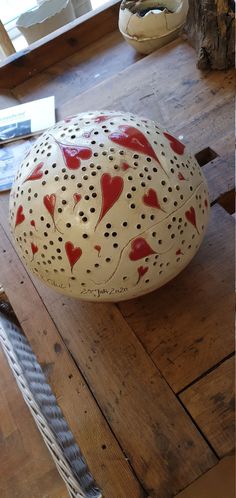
left=47, top=278, right=67, bottom=289
left=81, top=287, right=128, bottom=299
left=40, top=273, right=128, bottom=298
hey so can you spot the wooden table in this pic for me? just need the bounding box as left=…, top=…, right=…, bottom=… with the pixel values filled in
left=0, top=35, right=234, bottom=498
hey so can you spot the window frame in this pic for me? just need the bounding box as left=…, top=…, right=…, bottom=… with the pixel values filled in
left=0, top=0, right=120, bottom=89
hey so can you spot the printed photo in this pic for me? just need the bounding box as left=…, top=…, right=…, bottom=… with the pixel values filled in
left=0, top=119, right=31, bottom=142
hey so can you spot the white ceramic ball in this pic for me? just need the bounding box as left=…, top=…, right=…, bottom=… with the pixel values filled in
left=9, top=111, right=209, bottom=302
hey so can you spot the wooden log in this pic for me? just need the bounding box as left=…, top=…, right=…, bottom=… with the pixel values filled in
left=184, top=0, right=235, bottom=70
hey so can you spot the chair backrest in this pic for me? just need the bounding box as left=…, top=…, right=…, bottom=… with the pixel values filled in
left=0, top=309, right=102, bottom=498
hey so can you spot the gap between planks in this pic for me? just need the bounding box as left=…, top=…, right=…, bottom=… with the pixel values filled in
left=180, top=356, right=235, bottom=458
left=177, top=351, right=235, bottom=396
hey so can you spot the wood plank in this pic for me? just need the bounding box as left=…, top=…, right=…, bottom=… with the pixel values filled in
left=0, top=89, right=19, bottom=108
left=59, top=39, right=234, bottom=199
left=180, top=356, right=235, bottom=458
left=119, top=204, right=234, bottom=392
left=175, top=455, right=235, bottom=498
left=0, top=0, right=120, bottom=89
left=0, top=218, right=144, bottom=498
left=60, top=39, right=234, bottom=149
left=32, top=286, right=218, bottom=497
left=12, top=31, right=141, bottom=110
left=0, top=193, right=217, bottom=497
left=5, top=41, right=234, bottom=205
left=0, top=38, right=233, bottom=496
left=0, top=21, right=16, bottom=57
left=0, top=348, right=68, bottom=498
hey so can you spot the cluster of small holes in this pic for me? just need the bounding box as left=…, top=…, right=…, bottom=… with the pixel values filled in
left=11, top=112, right=208, bottom=291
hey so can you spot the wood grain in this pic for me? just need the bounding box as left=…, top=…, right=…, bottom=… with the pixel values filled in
left=175, top=455, right=235, bottom=498
left=0, top=21, right=15, bottom=57
left=33, top=286, right=218, bottom=497
left=0, top=348, right=68, bottom=498
left=119, top=204, right=234, bottom=392
left=0, top=218, right=144, bottom=498
left=0, top=193, right=216, bottom=497
left=0, top=37, right=234, bottom=498
left=59, top=39, right=234, bottom=201
left=12, top=31, right=141, bottom=110
left=184, top=0, right=235, bottom=70
left=0, top=0, right=120, bottom=89
left=180, top=356, right=235, bottom=457
left=60, top=39, right=234, bottom=152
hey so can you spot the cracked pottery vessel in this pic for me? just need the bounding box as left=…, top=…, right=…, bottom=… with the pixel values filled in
left=9, top=110, right=209, bottom=302
left=119, top=0, right=189, bottom=54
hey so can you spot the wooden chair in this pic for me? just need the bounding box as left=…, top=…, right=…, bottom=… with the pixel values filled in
left=0, top=304, right=102, bottom=498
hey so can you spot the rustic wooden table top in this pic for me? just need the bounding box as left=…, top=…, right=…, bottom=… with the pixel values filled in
left=0, top=34, right=234, bottom=498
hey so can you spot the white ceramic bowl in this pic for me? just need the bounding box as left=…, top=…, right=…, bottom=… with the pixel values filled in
left=119, top=0, right=189, bottom=54
left=9, top=110, right=209, bottom=302
left=16, top=0, right=75, bottom=44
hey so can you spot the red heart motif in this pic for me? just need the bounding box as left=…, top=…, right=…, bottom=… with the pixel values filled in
left=143, top=188, right=162, bottom=210
left=96, top=173, right=124, bottom=228
left=94, top=245, right=101, bottom=255
left=31, top=242, right=38, bottom=256
left=24, top=162, right=44, bottom=182
left=185, top=206, right=199, bottom=233
left=93, top=115, right=110, bottom=123
left=65, top=242, right=82, bottom=271
left=64, top=115, right=77, bottom=123
left=81, top=129, right=94, bottom=139
left=58, top=142, right=92, bottom=170
left=176, top=249, right=183, bottom=256
left=93, top=115, right=120, bottom=123
left=43, top=194, right=56, bottom=217
left=73, top=193, right=81, bottom=205
left=178, top=172, right=186, bottom=181
left=129, top=237, right=156, bottom=261
left=138, top=266, right=148, bottom=277
left=121, top=162, right=130, bottom=171
left=30, top=220, right=36, bottom=228
left=15, top=205, right=25, bottom=227
left=109, top=126, right=161, bottom=164
left=164, top=132, right=185, bottom=155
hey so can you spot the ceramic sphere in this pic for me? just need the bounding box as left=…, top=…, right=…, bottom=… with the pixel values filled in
left=9, top=111, right=209, bottom=302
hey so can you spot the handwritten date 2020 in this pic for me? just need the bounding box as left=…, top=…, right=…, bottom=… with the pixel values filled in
left=81, top=286, right=128, bottom=299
